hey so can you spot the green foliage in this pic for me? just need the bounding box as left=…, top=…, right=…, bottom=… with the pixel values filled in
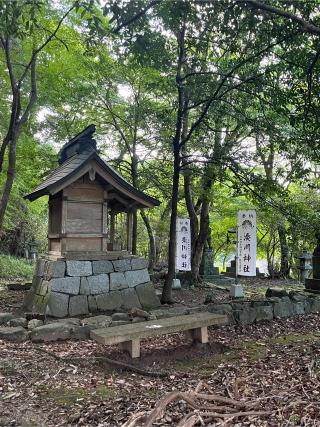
left=0, top=255, right=34, bottom=280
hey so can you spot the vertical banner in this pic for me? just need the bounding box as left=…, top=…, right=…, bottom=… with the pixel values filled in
left=176, top=218, right=191, bottom=271
left=237, top=210, right=256, bottom=276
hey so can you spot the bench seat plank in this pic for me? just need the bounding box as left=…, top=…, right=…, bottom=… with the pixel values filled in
left=90, top=312, right=228, bottom=345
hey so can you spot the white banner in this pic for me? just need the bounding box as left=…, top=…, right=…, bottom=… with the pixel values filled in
left=176, top=218, right=191, bottom=271
left=237, top=210, right=256, bottom=276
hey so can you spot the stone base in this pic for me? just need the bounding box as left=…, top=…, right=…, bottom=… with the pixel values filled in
left=305, top=278, right=320, bottom=290
left=24, top=256, right=160, bottom=318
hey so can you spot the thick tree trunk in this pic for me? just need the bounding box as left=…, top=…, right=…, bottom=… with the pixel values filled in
left=140, top=210, right=156, bottom=270
left=278, top=221, right=290, bottom=277
left=161, top=25, right=185, bottom=304
left=162, top=155, right=180, bottom=303
left=190, top=198, right=210, bottom=282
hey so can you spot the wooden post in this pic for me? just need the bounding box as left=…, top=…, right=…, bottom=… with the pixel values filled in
left=60, top=194, right=68, bottom=255
left=110, top=211, right=115, bottom=250
left=102, top=192, right=108, bottom=252
left=127, top=211, right=133, bottom=253
left=120, top=339, right=140, bottom=358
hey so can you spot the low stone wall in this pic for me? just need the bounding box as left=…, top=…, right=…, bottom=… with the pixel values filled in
left=206, top=290, right=320, bottom=324
left=25, top=256, right=160, bottom=317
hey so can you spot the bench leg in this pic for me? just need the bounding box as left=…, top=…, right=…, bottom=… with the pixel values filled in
left=120, top=339, right=140, bottom=358
left=190, top=326, right=208, bottom=344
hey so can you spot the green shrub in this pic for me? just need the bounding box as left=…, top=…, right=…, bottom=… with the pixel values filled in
left=0, top=255, right=34, bottom=280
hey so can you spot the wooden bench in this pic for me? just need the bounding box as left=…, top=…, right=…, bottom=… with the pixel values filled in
left=90, top=312, right=228, bottom=358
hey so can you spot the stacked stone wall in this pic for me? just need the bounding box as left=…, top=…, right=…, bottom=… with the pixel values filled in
left=25, top=257, right=160, bottom=317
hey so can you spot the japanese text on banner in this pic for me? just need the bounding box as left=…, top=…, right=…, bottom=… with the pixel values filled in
left=237, top=210, right=256, bottom=277
left=176, top=218, right=191, bottom=271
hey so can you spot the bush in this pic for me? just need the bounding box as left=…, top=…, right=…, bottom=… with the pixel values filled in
left=0, top=255, right=35, bottom=280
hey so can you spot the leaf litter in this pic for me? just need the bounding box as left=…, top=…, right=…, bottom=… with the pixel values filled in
left=0, top=314, right=319, bottom=426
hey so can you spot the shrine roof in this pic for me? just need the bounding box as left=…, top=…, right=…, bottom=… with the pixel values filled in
left=25, top=130, right=160, bottom=209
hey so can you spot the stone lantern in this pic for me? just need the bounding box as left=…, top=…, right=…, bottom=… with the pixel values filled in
left=305, top=235, right=320, bottom=291
left=297, top=249, right=312, bottom=284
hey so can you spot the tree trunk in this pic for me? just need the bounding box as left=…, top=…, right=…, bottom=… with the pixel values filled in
left=161, top=25, right=186, bottom=304
left=278, top=221, right=290, bottom=277
left=140, top=210, right=156, bottom=270
left=0, top=135, right=17, bottom=228
left=162, top=155, right=180, bottom=303
left=190, top=198, right=210, bottom=282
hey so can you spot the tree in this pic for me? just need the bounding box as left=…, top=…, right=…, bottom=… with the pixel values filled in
left=0, top=1, right=92, bottom=230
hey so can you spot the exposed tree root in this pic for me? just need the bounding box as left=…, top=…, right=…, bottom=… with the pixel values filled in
left=96, top=356, right=168, bottom=378
left=32, top=346, right=167, bottom=378
left=122, top=381, right=272, bottom=427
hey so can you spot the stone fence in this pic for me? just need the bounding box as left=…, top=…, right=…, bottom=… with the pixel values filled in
left=24, top=257, right=160, bottom=318
left=206, top=289, right=320, bottom=324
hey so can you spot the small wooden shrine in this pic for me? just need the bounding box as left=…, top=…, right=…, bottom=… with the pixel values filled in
left=26, top=125, right=160, bottom=258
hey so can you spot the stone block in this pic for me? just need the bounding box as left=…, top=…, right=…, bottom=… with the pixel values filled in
left=36, top=258, right=47, bottom=277
left=38, top=280, right=49, bottom=296
left=265, top=288, right=289, bottom=298
left=308, top=296, right=320, bottom=313
left=125, top=269, right=150, bottom=287
left=70, top=325, right=90, bottom=340
left=135, top=283, right=161, bottom=310
left=186, top=306, right=208, bottom=315
left=234, top=308, right=256, bottom=325
left=31, top=276, right=42, bottom=294
left=69, top=295, right=89, bottom=316
left=293, top=302, right=305, bottom=315
left=8, top=317, right=27, bottom=328
left=129, top=308, right=149, bottom=318
left=56, top=317, right=81, bottom=325
left=66, top=260, right=92, bottom=277
left=82, top=315, right=112, bottom=328
left=33, top=294, right=46, bottom=313
left=0, top=313, right=14, bottom=325
left=110, top=272, right=128, bottom=291
left=30, top=323, right=72, bottom=342
left=49, top=277, right=80, bottom=295
left=112, top=312, right=130, bottom=321
left=80, top=275, right=109, bottom=295
left=254, top=305, right=273, bottom=322
left=28, top=319, right=44, bottom=330
left=88, top=295, right=98, bottom=312
left=0, top=327, right=28, bottom=342
left=112, top=259, right=131, bottom=272
left=207, top=303, right=233, bottom=317
left=131, top=257, right=148, bottom=270
left=46, top=261, right=66, bottom=279
left=96, top=291, right=123, bottom=312
left=46, top=292, right=69, bottom=318
left=92, top=260, right=114, bottom=274
left=273, top=297, right=294, bottom=318
left=289, top=291, right=307, bottom=302
left=121, top=288, right=142, bottom=310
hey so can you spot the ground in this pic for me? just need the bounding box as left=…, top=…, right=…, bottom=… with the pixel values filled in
left=0, top=279, right=319, bottom=426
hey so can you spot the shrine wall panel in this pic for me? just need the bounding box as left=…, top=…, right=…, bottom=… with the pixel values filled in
left=66, top=237, right=102, bottom=252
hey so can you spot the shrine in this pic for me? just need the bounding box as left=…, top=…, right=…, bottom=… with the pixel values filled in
left=24, top=125, right=161, bottom=317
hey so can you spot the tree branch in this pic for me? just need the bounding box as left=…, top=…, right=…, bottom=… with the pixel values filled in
left=243, top=0, right=320, bottom=36
left=17, top=56, right=37, bottom=132
left=180, top=30, right=299, bottom=148
left=18, top=2, right=77, bottom=85
left=111, top=0, right=161, bottom=34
